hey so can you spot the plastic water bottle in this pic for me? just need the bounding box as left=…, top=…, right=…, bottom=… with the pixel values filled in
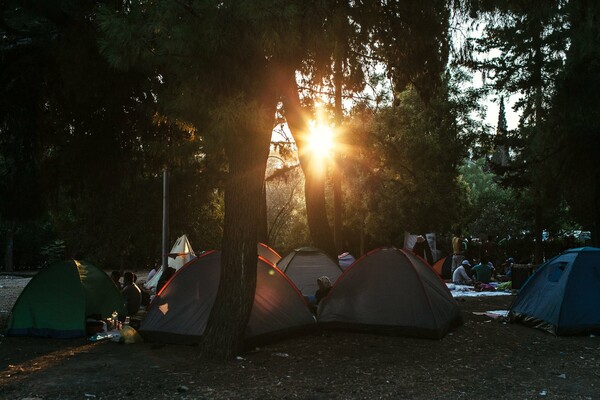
left=124, top=316, right=130, bottom=326
left=111, top=311, right=118, bottom=330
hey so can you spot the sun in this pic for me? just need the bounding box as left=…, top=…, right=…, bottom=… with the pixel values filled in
left=307, top=123, right=335, bottom=159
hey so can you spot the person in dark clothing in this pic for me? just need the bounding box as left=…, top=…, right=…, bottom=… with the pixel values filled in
left=121, top=271, right=142, bottom=316
left=307, top=276, right=332, bottom=314
left=315, top=276, right=332, bottom=305
left=156, top=266, right=176, bottom=294
left=110, top=270, right=122, bottom=289
left=412, top=235, right=434, bottom=265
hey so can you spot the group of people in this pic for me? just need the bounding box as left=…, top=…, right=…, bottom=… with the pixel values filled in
left=450, top=230, right=514, bottom=286
left=452, top=257, right=496, bottom=286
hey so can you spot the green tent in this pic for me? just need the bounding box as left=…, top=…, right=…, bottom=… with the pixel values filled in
left=7, top=260, right=127, bottom=338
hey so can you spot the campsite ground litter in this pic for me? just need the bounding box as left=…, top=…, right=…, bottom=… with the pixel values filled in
left=1, top=275, right=600, bottom=399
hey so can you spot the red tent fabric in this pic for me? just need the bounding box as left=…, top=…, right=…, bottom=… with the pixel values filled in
left=432, top=256, right=453, bottom=279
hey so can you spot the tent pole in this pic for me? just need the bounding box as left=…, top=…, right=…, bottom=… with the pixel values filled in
left=162, top=167, right=169, bottom=270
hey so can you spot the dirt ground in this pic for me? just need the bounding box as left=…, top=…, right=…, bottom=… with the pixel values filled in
left=1, top=275, right=599, bottom=400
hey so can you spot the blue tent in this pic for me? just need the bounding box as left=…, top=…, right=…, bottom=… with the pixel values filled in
left=509, top=247, right=600, bottom=335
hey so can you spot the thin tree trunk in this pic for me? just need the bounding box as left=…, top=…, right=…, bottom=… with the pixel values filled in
left=200, top=100, right=273, bottom=360
left=532, top=19, right=545, bottom=266
left=332, top=166, right=343, bottom=253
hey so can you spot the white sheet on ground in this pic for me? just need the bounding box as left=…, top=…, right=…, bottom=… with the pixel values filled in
left=446, top=283, right=512, bottom=298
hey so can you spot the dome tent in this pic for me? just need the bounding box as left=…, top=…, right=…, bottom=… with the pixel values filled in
left=317, top=247, right=462, bottom=339
left=7, top=260, right=126, bottom=338
left=278, top=247, right=343, bottom=296
left=509, top=247, right=600, bottom=335
left=139, top=250, right=316, bottom=347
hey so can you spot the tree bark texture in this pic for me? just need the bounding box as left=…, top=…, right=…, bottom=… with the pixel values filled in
left=257, top=183, right=269, bottom=245
left=200, top=101, right=273, bottom=360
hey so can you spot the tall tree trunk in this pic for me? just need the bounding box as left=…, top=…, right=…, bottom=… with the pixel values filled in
left=532, top=18, right=545, bottom=266
left=303, top=165, right=337, bottom=258
left=200, top=100, right=273, bottom=360
left=281, top=71, right=337, bottom=259
left=257, top=183, right=269, bottom=245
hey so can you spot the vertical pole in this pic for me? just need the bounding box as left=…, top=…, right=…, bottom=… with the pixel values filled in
left=162, top=167, right=169, bottom=270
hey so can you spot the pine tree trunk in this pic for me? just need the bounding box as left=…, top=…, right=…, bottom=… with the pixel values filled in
left=200, top=101, right=273, bottom=360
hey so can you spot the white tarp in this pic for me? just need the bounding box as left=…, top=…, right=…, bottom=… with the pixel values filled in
left=446, top=283, right=513, bottom=298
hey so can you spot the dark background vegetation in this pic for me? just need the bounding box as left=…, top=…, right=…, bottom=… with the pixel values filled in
left=2, top=2, right=598, bottom=273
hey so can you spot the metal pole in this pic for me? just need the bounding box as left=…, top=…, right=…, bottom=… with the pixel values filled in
left=162, top=167, right=169, bottom=270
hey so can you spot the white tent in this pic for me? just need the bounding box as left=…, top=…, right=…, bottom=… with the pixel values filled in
left=144, top=234, right=196, bottom=291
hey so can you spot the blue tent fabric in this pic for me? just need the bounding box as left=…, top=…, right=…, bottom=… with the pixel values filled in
left=509, top=247, right=600, bottom=335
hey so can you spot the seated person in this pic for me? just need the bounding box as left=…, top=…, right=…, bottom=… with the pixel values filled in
left=137, top=280, right=152, bottom=308
left=110, top=270, right=122, bottom=289
left=308, top=276, right=332, bottom=314
left=315, top=276, right=332, bottom=304
left=156, top=266, right=176, bottom=294
left=121, top=271, right=142, bottom=316
left=471, top=257, right=495, bottom=284
left=452, top=259, right=473, bottom=285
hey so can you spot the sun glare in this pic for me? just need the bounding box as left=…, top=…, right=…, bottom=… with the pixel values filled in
left=308, top=123, right=335, bottom=159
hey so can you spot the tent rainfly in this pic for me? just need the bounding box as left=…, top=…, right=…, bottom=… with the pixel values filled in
left=317, top=247, right=462, bottom=339
left=139, top=250, right=316, bottom=347
left=258, top=242, right=282, bottom=266
left=509, top=247, right=600, bottom=335
left=7, top=260, right=127, bottom=338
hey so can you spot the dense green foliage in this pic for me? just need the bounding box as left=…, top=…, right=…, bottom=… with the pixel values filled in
left=1, top=1, right=223, bottom=270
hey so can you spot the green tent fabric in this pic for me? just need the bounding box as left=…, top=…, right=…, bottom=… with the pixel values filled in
left=7, top=260, right=127, bottom=338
